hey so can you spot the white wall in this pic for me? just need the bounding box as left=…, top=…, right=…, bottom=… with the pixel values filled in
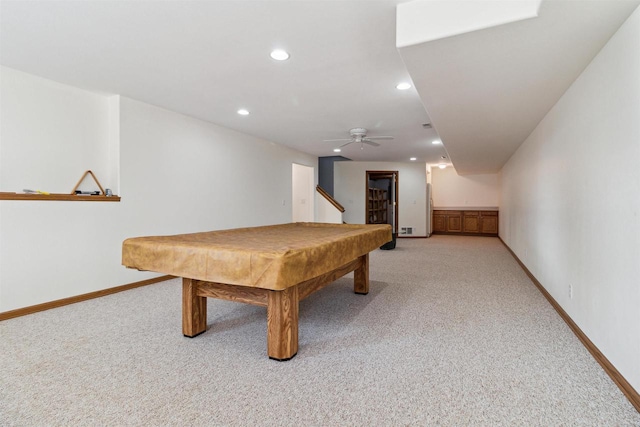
left=0, top=67, right=116, bottom=193
left=292, top=163, right=314, bottom=222
left=316, top=195, right=343, bottom=224
left=500, top=7, right=640, bottom=392
left=0, top=70, right=316, bottom=312
left=431, top=167, right=499, bottom=208
left=334, top=161, right=427, bottom=237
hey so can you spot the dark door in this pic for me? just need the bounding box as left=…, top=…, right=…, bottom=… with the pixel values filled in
left=365, top=170, right=398, bottom=234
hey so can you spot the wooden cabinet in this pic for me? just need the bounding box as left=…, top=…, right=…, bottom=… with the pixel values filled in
left=433, top=210, right=498, bottom=236
left=433, top=210, right=462, bottom=233
left=463, top=211, right=480, bottom=233
left=433, top=213, right=446, bottom=232
left=367, top=188, right=388, bottom=224
left=446, top=211, right=462, bottom=232
left=480, top=211, right=498, bottom=234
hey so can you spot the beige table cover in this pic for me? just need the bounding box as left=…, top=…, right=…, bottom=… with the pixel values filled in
left=122, top=222, right=392, bottom=290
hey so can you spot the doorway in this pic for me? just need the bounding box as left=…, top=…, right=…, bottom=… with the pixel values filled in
left=292, top=163, right=315, bottom=222
left=366, top=171, right=398, bottom=235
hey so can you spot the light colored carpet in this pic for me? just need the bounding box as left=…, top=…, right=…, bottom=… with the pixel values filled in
left=1, top=236, right=638, bottom=426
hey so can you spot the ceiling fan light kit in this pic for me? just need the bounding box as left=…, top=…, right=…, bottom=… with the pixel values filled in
left=323, top=127, right=394, bottom=149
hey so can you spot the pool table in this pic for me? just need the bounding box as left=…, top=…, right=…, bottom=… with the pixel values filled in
left=122, top=222, right=391, bottom=360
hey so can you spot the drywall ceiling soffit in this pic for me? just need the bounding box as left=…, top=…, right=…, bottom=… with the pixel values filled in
left=0, top=1, right=449, bottom=165
left=396, top=0, right=542, bottom=47
left=398, top=0, right=640, bottom=175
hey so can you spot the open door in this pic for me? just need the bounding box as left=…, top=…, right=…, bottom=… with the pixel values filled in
left=366, top=170, right=398, bottom=249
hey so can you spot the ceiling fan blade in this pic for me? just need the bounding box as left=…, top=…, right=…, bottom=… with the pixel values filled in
left=365, top=136, right=394, bottom=140
left=363, top=140, right=380, bottom=147
left=339, top=141, right=354, bottom=148
left=323, top=138, right=352, bottom=142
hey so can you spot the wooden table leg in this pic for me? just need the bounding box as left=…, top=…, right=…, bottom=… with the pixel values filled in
left=354, top=253, right=369, bottom=295
left=267, top=287, right=299, bottom=361
left=183, top=278, right=207, bottom=337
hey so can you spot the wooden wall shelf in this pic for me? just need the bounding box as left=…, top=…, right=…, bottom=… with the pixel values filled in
left=0, top=192, right=121, bottom=202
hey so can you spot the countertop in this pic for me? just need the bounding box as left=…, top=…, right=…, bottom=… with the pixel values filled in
left=433, top=207, right=499, bottom=211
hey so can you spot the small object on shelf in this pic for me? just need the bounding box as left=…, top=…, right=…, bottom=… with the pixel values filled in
left=74, top=190, right=101, bottom=196
left=71, top=170, right=106, bottom=196
left=22, top=189, right=50, bottom=195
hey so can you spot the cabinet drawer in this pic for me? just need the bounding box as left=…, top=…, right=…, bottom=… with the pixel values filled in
left=481, top=211, right=498, bottom=216
left=464, top=211, right=479, bottom=216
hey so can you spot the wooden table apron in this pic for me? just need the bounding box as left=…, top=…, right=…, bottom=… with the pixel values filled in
left=182, top=253, right=370, bottom=361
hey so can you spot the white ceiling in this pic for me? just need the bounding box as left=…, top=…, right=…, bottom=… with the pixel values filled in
left=0, top=0, right=443, bottom=164
left=1, top=1, right=638, bottom=173
left=399, top=0, right=640, bottom=174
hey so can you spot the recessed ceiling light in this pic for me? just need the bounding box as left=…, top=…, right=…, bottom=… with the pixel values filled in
left=333, top=148, right=341, bottom=153
left=410, top=157, right=417, bottom=161
left=396, top=82, right=411, bottom=90
left=237, top=109, right=250, bottom=116
left=270, top=49, right=290, bottom=61
left=432, top=140, right=441, bottom=145
left=438, top=164, right=447, bottom=169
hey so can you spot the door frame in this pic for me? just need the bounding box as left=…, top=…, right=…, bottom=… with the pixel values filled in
left=365, top=170, right=398, bottom=234
left=292, top=163, right=315, bottom=222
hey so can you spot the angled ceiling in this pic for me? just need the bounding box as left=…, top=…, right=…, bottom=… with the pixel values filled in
left=1, top=1, right=638, bottom=174
left=398, top=0, right=640, bottom=175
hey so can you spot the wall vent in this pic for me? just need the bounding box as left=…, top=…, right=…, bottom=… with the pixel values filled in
left=400, top=227, right=413, bottom=235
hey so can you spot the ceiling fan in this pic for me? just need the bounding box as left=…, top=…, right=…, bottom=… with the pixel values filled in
left=324, top=127, right=394, bottom=149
